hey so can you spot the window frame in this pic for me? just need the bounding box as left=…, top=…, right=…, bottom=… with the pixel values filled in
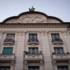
left=28, top=33, right=38, bottom=42
left=28, top=47, right=38, bottom=54
left=51, top=33, right=60, bottom=41
left=2, top=47, right=13, bottom=55
left=54, top=47, right=64, bottom=55
left=3, top=33, right=15, bottom=45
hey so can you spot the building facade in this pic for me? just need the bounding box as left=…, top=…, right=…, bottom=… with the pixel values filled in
left=0, top=8, right=70, bottom=70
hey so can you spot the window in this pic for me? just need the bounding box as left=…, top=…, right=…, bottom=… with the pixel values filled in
left=54, top=47, right=64, bottom=54
left=57, top=65, right=68, bottom=70
left=28, top=47, right=38, bottom=54
left=6, top=33, right=15, bottom=39
left=4, top=33, right=15, bottom=45
left=28, top=66, right=40, bottom=70
left=2, top=47, right=13, bottom=55
left=51, top=33, right=63, bottom=44
left=28, top=33, right=38, bottom=43
left=0, top=66, right=10, bottom=70
left=51, top=33, right=60, bottom=41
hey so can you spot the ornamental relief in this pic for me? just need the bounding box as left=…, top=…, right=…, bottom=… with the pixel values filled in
left=4, top=12, right=61, bottom=23
left=5, top=14, right=48, bottom=23
left=18, top=14, right=48, bottom=23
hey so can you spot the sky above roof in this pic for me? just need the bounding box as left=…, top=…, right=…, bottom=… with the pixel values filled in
left=0, top=0, right=69, bottom=22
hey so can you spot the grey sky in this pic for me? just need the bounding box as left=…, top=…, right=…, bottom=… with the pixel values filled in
left=0, top=0, right=70, bottom=22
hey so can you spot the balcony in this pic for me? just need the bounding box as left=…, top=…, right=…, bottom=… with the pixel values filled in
left=24, top=51, right=43, bottom=61
left=52, top=39, right=63, bottom=45
left=3, top=38, right=15, bottom=45
left=0, top=54, right=16, bottom=62
left=52, top=52, right=70, bottom=60
left=28, top=40, right=39, bottom=45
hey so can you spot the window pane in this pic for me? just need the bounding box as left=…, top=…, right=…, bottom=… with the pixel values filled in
left=29, top=47, right=38, bottom=54
left=4, top=33, right=15, bottom=45
left=54, top=47, right=64, bottom=54
left=3, top=47, right=13, bottom=55
left=51, top=33, right=60, bottom=40
left=29, top=33, right=38, bottom=41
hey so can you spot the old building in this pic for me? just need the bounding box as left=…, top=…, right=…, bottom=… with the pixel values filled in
left=0, top=8, right=70, bottom=70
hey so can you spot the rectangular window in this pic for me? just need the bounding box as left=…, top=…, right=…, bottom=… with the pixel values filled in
left=4, top=33, right=15, bottom=45
left=0, top=66, right=10, bottom=70
left=28, top=66, right=40, bottom=70
left=28, top=47, right=38, bottom=54
left=57, top=65, right=68, bottom=70
left=6, top=33, right=15, bottom=39
left=51, top=33, right=60, bottom=41
left=54, top=47, right=64, bottom=54
left=28, top=33, right=38, bottom=42
left=2, top=47, right=13, bottom=55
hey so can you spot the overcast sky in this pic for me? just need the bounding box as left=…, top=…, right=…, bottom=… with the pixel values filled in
left=0, top=0, right=70, bottom=22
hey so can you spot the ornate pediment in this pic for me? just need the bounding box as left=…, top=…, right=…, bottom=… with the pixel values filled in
left=3, top=9, right=63, bottom=24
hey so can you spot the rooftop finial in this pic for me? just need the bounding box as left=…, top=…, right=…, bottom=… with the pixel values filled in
left=29, top=6, right=35, bottom=12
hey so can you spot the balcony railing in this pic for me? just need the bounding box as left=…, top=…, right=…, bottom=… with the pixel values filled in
left=0, top=53, right=16, bottom=61
left=52, top=52, right=70, bottom=60
left=52, top=39, right=63, bottom=45
left=24, top=51, right=43, bottom=61
left=28, top=39, right=39, bottom=45
left=3, top=38, right=15, bottom=45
